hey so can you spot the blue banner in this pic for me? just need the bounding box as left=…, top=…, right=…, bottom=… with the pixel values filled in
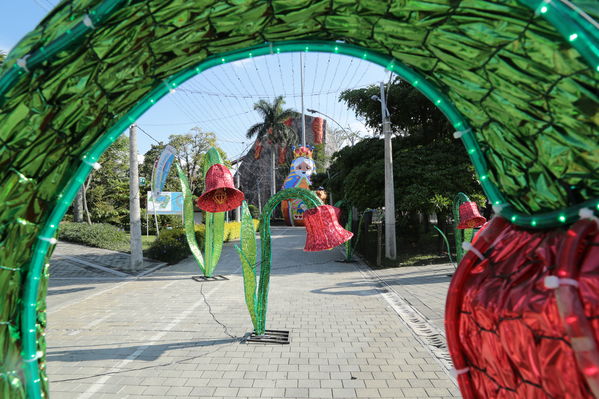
left=151, top=145, right=177, bottom=199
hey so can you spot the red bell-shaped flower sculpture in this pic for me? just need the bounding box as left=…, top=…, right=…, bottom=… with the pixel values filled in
left=196, top=164, right=245, bottom=212
left=457, top=201, right=486, bottom=229
left=304, top=205, right=353, bottom=251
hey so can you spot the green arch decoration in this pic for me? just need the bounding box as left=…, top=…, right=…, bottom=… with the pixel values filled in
left=0, top=1, right=597, bottom=397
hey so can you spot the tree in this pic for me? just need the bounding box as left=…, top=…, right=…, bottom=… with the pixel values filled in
left=246, top=96, right=299, bottom=195
left=334, top=77, right=483, bottom=214
left=340, top=77, right=451, bottom=145
left=246, top=96, right=299, bottom=147
left=324, top=136, right=485, bottom=239
left=0, top=50, right=6, bottom=66
left=140, top=128, right=226, bottom=197
left=84, top=135, right=131, bottom=226
left=168, top=128, right=226, bottom=195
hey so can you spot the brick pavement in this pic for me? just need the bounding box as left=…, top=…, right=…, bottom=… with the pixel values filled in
left=50, top=241, right=165, bottom=278
left=366, top=264, right=455, bottom=335
left=46, top=227, right=460, bottom=398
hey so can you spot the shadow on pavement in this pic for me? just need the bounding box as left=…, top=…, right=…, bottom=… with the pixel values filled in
left=310, top=280, right=386, bottom=296
left=47, top=287, right=94, bottom=296
left=47, top=337, right=239, bottom=363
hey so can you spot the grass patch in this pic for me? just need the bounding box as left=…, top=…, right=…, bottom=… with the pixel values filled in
left=354, top=223, right=455, bottom=268
left=113, top=234, right=157, bottom=254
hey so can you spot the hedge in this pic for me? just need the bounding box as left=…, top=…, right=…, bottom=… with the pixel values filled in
left=147, top=219, right=259, bottom=264
left=58, top=222, right=129, bottom=250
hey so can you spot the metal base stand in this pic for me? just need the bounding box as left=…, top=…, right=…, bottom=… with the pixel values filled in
left=191, top=275, right=229, bottom=282
left=245, top=330, right=290, bottom=344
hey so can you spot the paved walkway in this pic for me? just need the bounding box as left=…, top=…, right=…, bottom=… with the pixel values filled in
left=50, top=241, right=165, bottom=278
left=47, top=227, right=460, bottom=398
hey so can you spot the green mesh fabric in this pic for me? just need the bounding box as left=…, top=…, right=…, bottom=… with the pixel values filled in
left=0, top=1, right=597, bottom=397
left=235, top=201, right=258, bottom=330
left=454, top=192, right=476, bottom=263
left=202, top=148, right=226, bottom=277
left=255, top=188, right=321, bottom=334
left=176, top=162, right=206, bottom=274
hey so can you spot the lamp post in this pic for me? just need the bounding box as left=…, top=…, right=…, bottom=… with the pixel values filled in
left=306, top=108, right=349, bottom=134
left=307, top=108, right=361, bottom=149
left=372, top=82, right=397, bottom=260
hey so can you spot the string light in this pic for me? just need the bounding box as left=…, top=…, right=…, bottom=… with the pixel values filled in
left=5, top=20, right=595, bottom=397
left=82, top=14, right=95, bottom=28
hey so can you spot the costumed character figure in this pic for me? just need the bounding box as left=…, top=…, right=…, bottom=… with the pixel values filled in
left=315, top=186, right=328, bottom=204
left=281, top=146, right=316, bottom=226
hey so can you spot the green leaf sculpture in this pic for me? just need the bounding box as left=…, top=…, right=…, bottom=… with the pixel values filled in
left=235, top=201, right=258, bottom=329
left=175, top=147, right=227, bottom=277
left=453, top=192, right=475, bottom=263
left=237, top=188, right=323, bottom=335
left=334, top=200, right=365, bottom=262
left=176, top=162, right=206, bottom=273
left=201, top=147, right=226, bottom=277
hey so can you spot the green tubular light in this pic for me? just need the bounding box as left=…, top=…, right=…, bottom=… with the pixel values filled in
left=0, top=0, right=127, bottom=101
left=6, top=0, right=595, bottom=395
left=522, top=0, right=599, bottom=69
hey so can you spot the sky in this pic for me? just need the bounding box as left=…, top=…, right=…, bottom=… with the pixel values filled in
left=1, top=1, right=391, bottom=162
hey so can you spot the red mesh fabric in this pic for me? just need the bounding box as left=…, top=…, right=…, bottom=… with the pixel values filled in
left=304, top=205, right=353, bottom=252
left=196, top=164, right=244, bottom=212
left=312, top=117, right=324, bottom=144
left=446, top=217, right=599, bottom=398
left=333, top=206, right=341, bottom=221
left=458, top=201, right=486, bottom=229
left=278, top=146, right=287, bottom=165
left=254, top=141, right=263, bottom=159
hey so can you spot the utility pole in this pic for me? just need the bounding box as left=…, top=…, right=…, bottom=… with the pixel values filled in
left=235, top=172, right=241, bottom=222
left=379, top=82, right=397, bottom=260
left=271, top=149, right=276, bottom=196
left=129, top=124, right=144, bottom=272
left=300, top=52, right=306, bottom=147
left=257, top=180, right=262, bottom=214
left=73, top=188, right=84, bottom=222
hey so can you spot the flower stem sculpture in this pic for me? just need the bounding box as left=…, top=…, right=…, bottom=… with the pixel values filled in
left=453, top=193, right=485, bottom=263
left=236, top=188, right=353, bottom=335
left=333, top=200, right=366, bottom=262
left=453, top=193, right=474, bottom=263
left=178, top=147, right=244, bottom=278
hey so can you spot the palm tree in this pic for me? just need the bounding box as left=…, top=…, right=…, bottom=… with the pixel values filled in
left=0, top=50, right=6, bottom=66
left=246, top=96, right=298, bottom=196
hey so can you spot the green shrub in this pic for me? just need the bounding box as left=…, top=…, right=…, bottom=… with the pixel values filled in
left=247, top=204, right=260, bottom=219
left=147, top=219, right=259, bottom=264
left=58, top=222, right=128, bottom=250
left=146, top=229, right=191, bottom=264
left=141, top=210, right=184, bottom=235
left=223, top=220, right=260, bottom=241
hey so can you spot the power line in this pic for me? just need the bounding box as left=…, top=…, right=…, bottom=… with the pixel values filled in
left=136, top=125, right=162, bottom=145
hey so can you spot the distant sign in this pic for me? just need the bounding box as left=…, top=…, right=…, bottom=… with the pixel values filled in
left=147, top=191, right=183, bottom=215
left=139, top=177, right=146, bottom=186
left=372, top=208, right=384, bottom=224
